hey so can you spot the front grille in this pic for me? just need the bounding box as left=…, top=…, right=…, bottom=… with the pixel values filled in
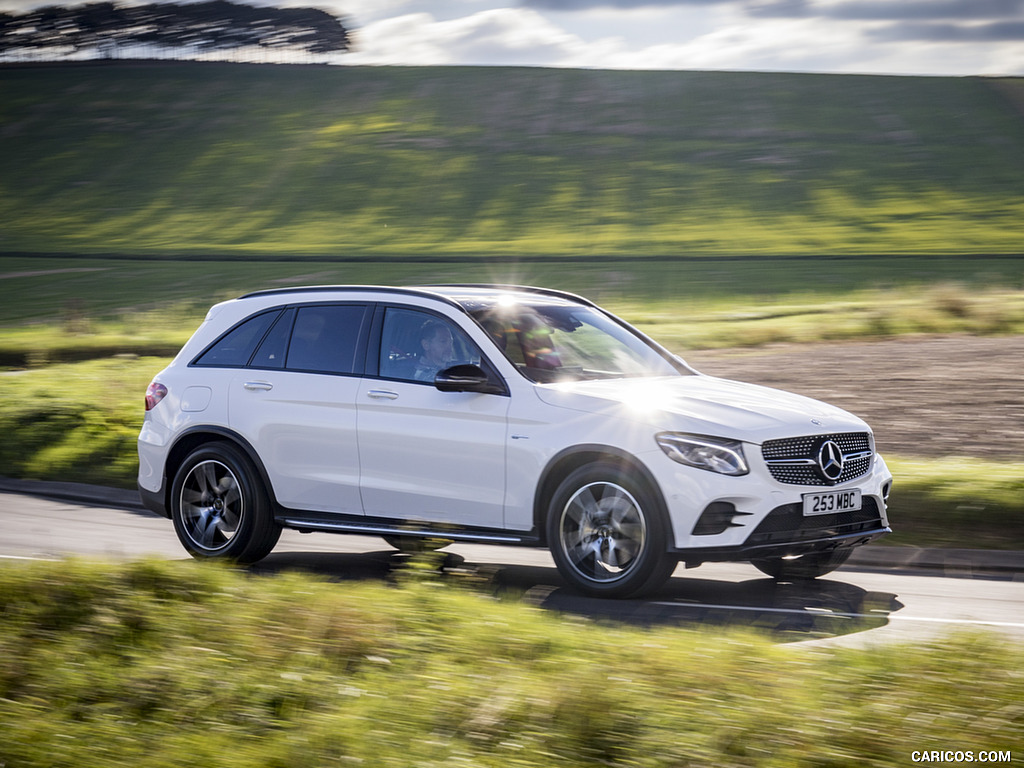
left=746, top=497, right=882, bottom=547
left=762, top=432, right=872, bottom=486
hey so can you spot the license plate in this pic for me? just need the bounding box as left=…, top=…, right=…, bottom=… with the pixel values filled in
left=803, top=488, right=862, bottom=516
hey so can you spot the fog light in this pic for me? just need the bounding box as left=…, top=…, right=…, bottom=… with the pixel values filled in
left=692, top=502, right=753, bottom=536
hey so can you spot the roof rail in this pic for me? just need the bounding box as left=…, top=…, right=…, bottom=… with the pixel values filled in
left=416, top=283, right=599, bottom=308
left=238, top=284, right=464, bottom=310
left=242, top=285, right=409, bottom=299
left=239, top=283, right=599, bottom=309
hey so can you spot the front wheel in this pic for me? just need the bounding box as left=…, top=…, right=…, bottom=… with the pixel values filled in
left=170, top=442, right=280, bottom=564
left=546, top=462, right=676, bottom=598
left=751, top=548, right=852, bottom=580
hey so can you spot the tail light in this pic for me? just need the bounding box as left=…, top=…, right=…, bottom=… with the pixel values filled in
left=145, top=382, right=168, bottom=411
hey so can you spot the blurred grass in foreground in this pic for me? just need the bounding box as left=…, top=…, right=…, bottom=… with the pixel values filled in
left=1, top=558, right=1022, bottom=768
left=0, top=357, right=1022, bottom=549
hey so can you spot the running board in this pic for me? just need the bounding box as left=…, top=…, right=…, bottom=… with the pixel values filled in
left=282, top=517, right=538, bottom=545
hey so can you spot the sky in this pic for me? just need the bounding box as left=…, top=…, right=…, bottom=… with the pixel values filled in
left=327, top=0, right=1024, bottom=76
left=3, top=0, right=1024, bottom=75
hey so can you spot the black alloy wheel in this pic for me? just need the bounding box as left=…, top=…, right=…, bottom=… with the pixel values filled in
left=171, top=442, right=280, bottom=564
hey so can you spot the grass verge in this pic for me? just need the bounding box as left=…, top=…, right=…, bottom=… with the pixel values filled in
left=1, top=558, right=1022, bottom=768
left=0, top=356, right=165, bottom=488
left=883, top=457, right=1024, bottom=550
left=1, top=358, right=1022, bottom=550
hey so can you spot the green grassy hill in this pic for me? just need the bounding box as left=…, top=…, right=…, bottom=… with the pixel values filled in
left=1, top=61, right=1023, bottom=258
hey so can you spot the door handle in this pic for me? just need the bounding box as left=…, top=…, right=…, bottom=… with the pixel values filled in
left=243, top=381, right=273, bottom=391
left=367, top=389, right=399, bottom=400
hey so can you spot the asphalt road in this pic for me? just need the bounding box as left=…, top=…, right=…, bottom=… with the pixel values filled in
left=2, top=490, right=1023, bottom=649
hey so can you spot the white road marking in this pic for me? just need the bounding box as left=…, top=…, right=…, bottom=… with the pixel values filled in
left=653, top=601, right=1024, bottom=629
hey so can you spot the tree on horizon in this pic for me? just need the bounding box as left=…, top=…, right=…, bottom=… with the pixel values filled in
left=0, top=1, right=351, bottom=62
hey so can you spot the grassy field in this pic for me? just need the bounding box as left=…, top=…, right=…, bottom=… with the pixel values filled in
left=1, top=62, right=1023, bottom=258
left=1, top=558, right=1022, bottom=768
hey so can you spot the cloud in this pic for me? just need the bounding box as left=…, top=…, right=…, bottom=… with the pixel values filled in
left=344, top=8, right=588, bottom=66
left=522, top=0, right=732, bottom=8
left=338, top=2, right=1024, bottom=75
left=745, top=0, right=812, bottom=19
left=627, top=15, right=860, bottom=70
left=524, top=0, right=1024, bottom=19
left=869, top=21, right=1024, bottom=43
left=806, top=0, right=1024, bottom=45
left=744, top=0, right=1024, bottom=21
left=826, top=0, right=1024, bottom=22
left=343, top=13, right=452, bottom=64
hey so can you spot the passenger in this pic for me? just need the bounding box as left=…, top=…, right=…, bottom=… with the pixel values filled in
left=518, top=314, right=561, bottom=370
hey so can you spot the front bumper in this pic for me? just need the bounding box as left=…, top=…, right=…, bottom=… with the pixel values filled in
left=651, top=443, right=893, bottom=560
left=671, top=496, right=891, bottom=565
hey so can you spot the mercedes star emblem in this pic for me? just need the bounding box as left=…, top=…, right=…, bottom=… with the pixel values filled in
left=817, top=440, right=845, bottom=482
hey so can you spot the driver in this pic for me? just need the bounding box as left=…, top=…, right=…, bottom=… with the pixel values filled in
left=413, top=320, right=455, bottom=381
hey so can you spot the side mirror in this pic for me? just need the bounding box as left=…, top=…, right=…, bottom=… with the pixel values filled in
left=434, top=364, right=505, bottom=395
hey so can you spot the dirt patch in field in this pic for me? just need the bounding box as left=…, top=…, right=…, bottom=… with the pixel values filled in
left=685, top=335, right=1024, bottom=460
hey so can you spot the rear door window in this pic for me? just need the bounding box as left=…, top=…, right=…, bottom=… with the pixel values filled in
left=285, top=305, right=369, bottom=375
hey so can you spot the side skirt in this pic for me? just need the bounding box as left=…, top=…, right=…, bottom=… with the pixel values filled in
left=277, top=510, right=541, bottom=547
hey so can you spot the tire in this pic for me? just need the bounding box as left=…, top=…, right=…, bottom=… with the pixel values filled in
left=546, top=462, right=676, bottom=598
left=170, top=442, right=281, bottom=564
left=750, top=548, right=852, bottom=581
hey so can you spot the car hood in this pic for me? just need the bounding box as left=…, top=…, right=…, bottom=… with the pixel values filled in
left=534, top=374, right=869, bottom=444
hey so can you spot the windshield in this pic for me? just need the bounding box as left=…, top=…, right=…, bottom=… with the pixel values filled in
left=467, top=300, right=684, bottom=383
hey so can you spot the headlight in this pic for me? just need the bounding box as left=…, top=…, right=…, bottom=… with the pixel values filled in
left=655, top=433, right=749, bottom=476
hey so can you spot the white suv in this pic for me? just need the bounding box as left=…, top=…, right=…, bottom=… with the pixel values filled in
left=138, top=285, right=892, bottom=597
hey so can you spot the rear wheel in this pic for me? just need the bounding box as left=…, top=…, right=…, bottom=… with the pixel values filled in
left=751, top=549, right=852, bottom=580
left=171, top=443, right=280, bottom=564
left=547, top=462, right=676, bottom=598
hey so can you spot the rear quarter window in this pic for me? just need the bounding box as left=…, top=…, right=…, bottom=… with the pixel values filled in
left=192, top=310, right=281, bottom=368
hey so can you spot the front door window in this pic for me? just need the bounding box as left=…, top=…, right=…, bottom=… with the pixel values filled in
left=379, top=307, right=481, bottom=383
